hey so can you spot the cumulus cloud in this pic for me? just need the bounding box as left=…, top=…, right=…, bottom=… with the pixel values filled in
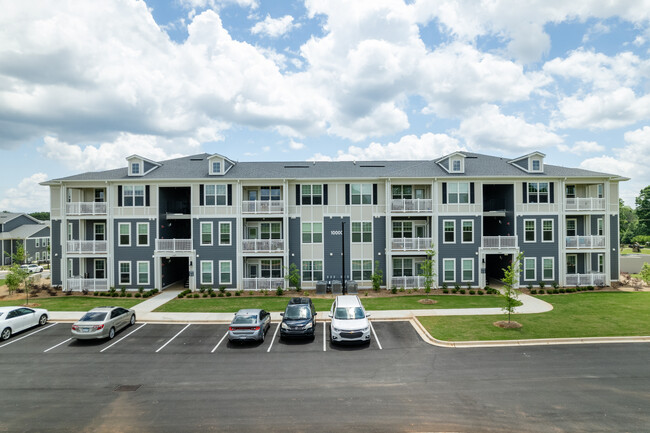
left=289, top=139, right=305, bottom=150
left=251, top=15, right=297, bottom=38
left=558, top=140, right=605, bottom=155
left=0, top=173, right=49, bottom=213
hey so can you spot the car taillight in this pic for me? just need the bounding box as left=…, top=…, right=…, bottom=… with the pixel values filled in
left=229, top=326, right=234, bottom=331
left=253, top=326, right=260, bottom=331
left=93, top=324, right=104, bottom=331
left=72, top=325, right=78, bottom=331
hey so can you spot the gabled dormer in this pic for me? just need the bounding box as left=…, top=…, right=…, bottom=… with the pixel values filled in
left=508, top=151, right=545, bottom=174
left=207, top=153, right=235, bottom=176
left=436, top=152, right=466, bottom=174
left=126, top=155, right=161, bottom=177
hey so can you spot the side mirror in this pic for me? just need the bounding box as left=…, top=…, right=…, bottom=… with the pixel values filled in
left=314, top=312, right=317, bottom=316
left=280, top=313, right=284, bottom=316
left=366, top=313, right=371, bottom=318
left=328, top=314, right=333, bottom=318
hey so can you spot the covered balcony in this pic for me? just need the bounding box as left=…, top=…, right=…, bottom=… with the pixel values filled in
left=565, top=236, right=606, bottom=249
left=391, top=276, right=425, bottom=289
left=390, top=199, right=433, bottom=213
left=241, top=200, right=284, bottom=214
left=65, top=202, right=107, bottom=216
left=241, top=239, right=285, bottom=253
left=66, top=278, right=109, bottom=292
left=67, top=240, right=108, bottom=254
left=242, top=277, right=285, bottom=291
left=565, top=198, right=606, bottom=211
left=566, top=273, right=606, bottom=286
left=155, top=239, right=193, bottom=252
left=391, top=237, right=433, bottom=251
left=481, top=236, right=518, bottom=249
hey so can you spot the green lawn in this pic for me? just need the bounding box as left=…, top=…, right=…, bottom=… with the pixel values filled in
left=419, top=292, right=650, bottom=341
left=155, top=294, right=506, bottom=313
left=0, top=296, right=143, bottom=311
left=621, top=247, right=650, bottom=255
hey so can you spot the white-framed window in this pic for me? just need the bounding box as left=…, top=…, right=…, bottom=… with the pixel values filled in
left=352, top=259, right=372, bottom=281
left=137, top=222, right=149, bottom=246
left=528, top=182, right=549, bottom=203
left=531, top=158, right=543, bottom=172
left=524, top=219, right=536, bottom=242
left=461, top=220, right=473, bottom=243
left=542, top=257, right=554, bottom=280
left=524, top=257, right=536, bottom=281
left=35, top=252, right=40, bottom=261
left=119, top=261, right=131, bottom=285
left=566, top=218, right=576, bottom=237
left=461, top=258, right=473, bottom=282
left=567, top=254, right=577, bottom=274
left=597, top=184, right=604, bottom=198
left=67, top=258, right=74, bottom=278
left=566, top=185, right=576, bottom=198
left=597, top=218, right=603, bottom=236
left=205, top=185, right=227, bottom=206
left=598, top=254, right=604, bottom=273
left=35, top=238, right=40, bottom=248
left=67, top=222, right=73, bottom=241
left=447, top=182, right=469, bottom=204
left=392, top=185, right=412, bottom=199
left=350, top=184, right=372, bottom=205
left=219, top=260, right=232, bottom=284
left=260, top=222, right=282, bottom=240
left=261, top=259, right=282, bottom=278
left=352, top=221, right=372, bottom=243
left=219, top=222, right=231, bottom=246
left=94, top=223, right=105, bottom=241
left=137, top=261, right=149, bottom=285
left=200, top=260, right=213, bottom=285
left=443, top=220, right=455, bottom=243
left=118, top=222, right=130, bottom=246
left=451, top=158, right=462, bottom=172
left=302, top=222, right=322, bottom=244
left=212, top=161, right=221, bottom=174
left=260, top=186, right=281, bottom=201
left=123, top=185, right=145, bottom=206
left=392, top=221, right=413, bottom=238
left=200, top=222, right=212, bottom=246
left=542, top=219, right=554, bottom=242
left=67, top=189, right=72, bottom=203
left=443, top=258, right=455, bottom=282
left=301, top=185, right=323, bottom=205
left=131, top=162, right=140, bottom=175
left=302, top=260, right=323, bottom=281
left=95, top=259, right=105, bottom=279
left=393, top=258, right=413, bottom=277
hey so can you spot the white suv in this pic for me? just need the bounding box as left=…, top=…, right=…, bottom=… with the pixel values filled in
left=329, top=295, right=371, bottom=344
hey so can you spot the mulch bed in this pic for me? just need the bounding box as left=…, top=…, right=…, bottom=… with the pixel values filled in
left=493, top=320, right=522, bottom=329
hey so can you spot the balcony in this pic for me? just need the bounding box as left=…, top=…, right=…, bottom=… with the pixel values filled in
left=242, top=239, right=285, bottom=253
left=67, top=278, right=109, bottom=292
left=391, top=237, right=433, bottom=251
left=66, top=202, right=107, bottom=216
left=242, top=200, right=284, bottom=214
left=391, top=276, right=425, bottom=289
left=155, top=239, right=193, bottom=252
left=242, top=277, right=285, bottom=291
left=391, top=199, right=432, bottom=213
left=565, top=198, right=606, bottom=211
left=67, top=240, right=108, bottom=254
left=565, top=236, right=606, bottom=249
left=482, top=236, right=518, bottom=249
left=566, top=273, right=606, bottom=286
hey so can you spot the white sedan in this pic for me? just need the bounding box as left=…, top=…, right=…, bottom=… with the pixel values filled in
left=20, top=264, right=44, bottom=273
left=0, top=306, right=49, bottom=341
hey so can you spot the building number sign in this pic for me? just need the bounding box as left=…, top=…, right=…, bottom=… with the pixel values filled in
left=330, top=230, right=343, bottom=235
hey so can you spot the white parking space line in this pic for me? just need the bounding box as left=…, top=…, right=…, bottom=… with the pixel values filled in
left=155, top=323, right=190, bottom=353
left=44, top=338, right=72, bottom=353
left=0, top=323, right=57, bottom=349
left=266, top=324, right=280, bottom=353
left=369, top=321, right=382, bottom=350
left=100, top=323, right=147, bottom=353
left=323, top=322, right=327, bottom=352
left=211, top=331, right=229, bottom=353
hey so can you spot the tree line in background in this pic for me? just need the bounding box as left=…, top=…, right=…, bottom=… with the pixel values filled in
left=620, top=186, right=650, bottom=245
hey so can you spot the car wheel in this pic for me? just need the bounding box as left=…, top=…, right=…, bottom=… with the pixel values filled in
left=1, top=328, right=11, bottom=341
left=38, top=314, right=48, bottom=326
left=108, top=327, right=116, bottom=340
left=260, top=329, right=265, bottom=343
left=129, top=314, right=136, bottom=326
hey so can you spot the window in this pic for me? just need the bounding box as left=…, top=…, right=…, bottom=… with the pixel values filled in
left=392, top=221, right=413, bottom=239
left=597, top=184, right=604, bottom=198
left=35, top=252, right=40, bottom=261
left=205, top=185, right=227, bottom=206
left=532, top=159, right=541, bottom=171
left=137, top=261, right=149, bottom=285
left=219, top=261, right=231, bottom=284
left=352, top=260, right=372, bottom=281
left=451, top=159, right=461, bottom=172
left=260, top=186, right=281, bottom=201
left=261, top=259, right=282, bottom=278
left=131, top=162, right=140, bottom=174
left=261, top=222, right=282, bottom=239
left=461, top=258, right=473, bottom=282
left=219, top=222, right=231, bottom=246
left=201, top=261, right=213, bottom=285
left=94, top=259, right=105, bottom=279
left=462, top=220, right=473, bottom=243
left=201, top=222, right=212, bottom=246
left=443, top=220, right=455, bottom=243
left=137, top=222, right=148, bottom=246
left=119, top=261, right=131, bottom=285
left=566, top=185, right=576, bottom=198
left=302, top=222, right=322, bottom=243
left=447, top=182, right=469, bottom=204
left=123, top=185, right=145, bottom=206
left=301, top=185, right=322, bottom=205
left=118, top=223, right=130, bottom=246
left=566, top=219, right=576, bottom=237
left=392, top=185, right=412, bottom=199
left=351, top=184, right=372, bottom=205
left=212, top=161, right=221, bottom=174
left=524, top=257, right=536, bottom=281
left=443, top=259, right=455, bottom=282
left=528, top=182, right=548, bottom=203
left=67, top=259, right=73, bottom=278
left=598, top=254, right=604, bottom=273
left=67, top=222, right=73, bottom=241
left=352, top=222, right=372, bottom=243
left=95, top=189, right=104, bottom=202
left=302, top=260, right=323, bottom=281
left=35, top=238, right=40, bottom=248
left=524, top=219, right=536, bottom=242
left=597, top=218, right=603, bottom=236
left=542, top=219, right=554, bottom=242
left=567, top=255, right=577, bottom=274
left=94, top=223, right=105, bottom=241
left=542, top=257, right=554, bottom=280
left=393, top=258, right=413, bottom=277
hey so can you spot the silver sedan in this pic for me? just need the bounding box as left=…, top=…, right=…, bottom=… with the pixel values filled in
left=228, top=309, right=271, bottom=343
left=71, top=306, right=136, bottom=340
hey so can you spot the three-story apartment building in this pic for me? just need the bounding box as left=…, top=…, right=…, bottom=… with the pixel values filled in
left=42, top=151, right=627, bottom=292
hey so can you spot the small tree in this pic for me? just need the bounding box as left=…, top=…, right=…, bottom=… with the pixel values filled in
left=5, top=264, right=30, bottom=302
left=371, top=261, right=383, bottom=291
left=501, top=253, right=523, bottom=323
left=639, top=262, right=650, bottom=286
left=420, top=245, right=437, bottom=294
left=4, top=241, right=26, bottom=266
left=284, top=263, right=301, bottom=291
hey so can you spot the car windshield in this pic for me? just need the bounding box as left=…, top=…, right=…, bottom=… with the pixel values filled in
left=334, top=307, right=365, bottom=320
left=284, top=305, right=311, bottom=320
left=232, top=315, right=257, bottom=325
left=79, top=312, right=107, bottom=322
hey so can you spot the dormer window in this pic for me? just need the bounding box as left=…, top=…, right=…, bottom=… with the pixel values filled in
left=131, top=163, right=140, bottom=175
left=451, top=158, right=463, bottom=173
left=212, top=161, right=221, bottom=174
left=532, top=159, right=541, bottom=172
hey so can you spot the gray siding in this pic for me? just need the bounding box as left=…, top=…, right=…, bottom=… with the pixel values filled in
left=611, top=214, right=619, bottom=279
left=51, top=221, right=62, bottom=285
left=438, top=216, right=481, bottom=285
left=4, top=215, right=37, bottom=232
left=113, top=219, right=156, bottom=289
left=323, top=216, right=350, bottom=282
left=517, top=215, right=559, bottom=283
left=591, top=214, right=604, bottom=235
left=288, top=217, right=301, bottom=273
left=513, top=159, right=528, bottom=170
left=143, top=160, right=157, bottom=172
left=193, top=218, right=237, bottom=288
left=68, top=220, right=79, bottom=240
left=373, top=216, right=386, bottom=285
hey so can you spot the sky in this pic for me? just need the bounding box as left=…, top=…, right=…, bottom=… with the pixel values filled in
left=1, top=0, right=650, bottom=212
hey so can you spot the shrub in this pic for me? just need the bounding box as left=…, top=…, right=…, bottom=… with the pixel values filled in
left=218, top=293, right=224, bottom=297
left=553, top=289, right=559, bottom=294
left=459, top=289, right=466, bottom=294
left=276, top=287, right=284, bottom=296
left=126, top=293, right=132, bottom=297
left=399, top=287, right=405, bottom=292
left=219, top=286, right=226, bottom=294
left=93, top=292, right=99, bottom=297
left=454, top=284, right=461, bottom=291
left=391, top=287, right=397, bottom=294
left=152, top=288, right=159, bottom=294
left=199, top=287, right=206, bottom=294
left=210, top=292, right=216, bottom=297
left=371, top=260, right=383, bottom=292
left=452, top=287, right=458, bottom=294
left=552, top=281, right=559, bottom=289
left=477, top=290, right=484, bottom=295
left=138, top=287, right=144, bottom=294
left=109, top=287, right=116, bottom=295
left=249, top=291, right=255, bottom=296
left=193, top=293, right=200, bottom=298
left=559, top=288, right=566, bottom=294
left=226, top=292, right=232, bottom=297
left=135, top=293, right=141, bottom=298
left=442, top=283, right=448, bottom=290
left=442, top=288, right=449, bottom=294
left=119, top=293, right=126, bottom=297
left=538, top=281, right=545, bottom=289
left=537, top=289, right=544, bottom=294
left=467, top=283, right=472, bottom=291
left=235, top=290, right=241, bottom=296
left=469, top=289, right=475, bottom=295
left=407, top=289, right=412, bottom=294
left=530, top=289, right=537, bottom=294
left=575, top=285, right=581, bottom=292
left=203, top=293, right=208, bottom=298
left=120, top=287, right=126, bottom=295
left=587, top=285, right=594, bottom=291
left=143, top=293, right=150, bottom=298
left=526, top=284, right=533, bottom=291
left=484, top=285, right=492, bottom=292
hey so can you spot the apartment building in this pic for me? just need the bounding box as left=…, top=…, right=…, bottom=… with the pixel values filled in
left=42, top=151, right=627, bottom=292
left=0, top=212, right=50, bottom=265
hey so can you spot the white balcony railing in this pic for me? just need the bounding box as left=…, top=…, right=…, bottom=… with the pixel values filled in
left=67, top=278, right=109, bottom=292
left=391, top=276, right=425, bottom=289
left=242, top=277, right=285, bottom=291
left=242, top=239, right=285, bottom=253
left=565, top=236, right=606, bottom=249
left=242, top=200, right=284, bottom=214
left=482, top=236, right=518, bottom=249
left=391, top=199, right=433, bottom=213
left=66, top=240, right=108, bottom=254
left=566, top=273, right=606, bottom=287
left=565, top=198, right=606, bottom=211
left=65, top=202, right=108, bottom=215
left=391, top=237, right=433, bottom=251
left=155, top=239, right=193, bottom=252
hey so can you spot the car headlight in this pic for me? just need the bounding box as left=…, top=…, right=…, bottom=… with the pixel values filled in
left=362, top=327, right=369, bottom=332
left=281, top=322, right=290, bottom=329
left=304, top=322, right=313, bottom=329
left=332, top=326, right=341, bottom=333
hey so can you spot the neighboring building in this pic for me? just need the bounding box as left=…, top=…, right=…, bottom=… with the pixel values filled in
left=0, top=212, right=51, bottom=265
left=42, top=151, right=627, bottom=292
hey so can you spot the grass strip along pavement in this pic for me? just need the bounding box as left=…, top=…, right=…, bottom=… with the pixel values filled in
left=419, top=292, right=650, bottom=341
left=0, top=297, right=143, bottom=311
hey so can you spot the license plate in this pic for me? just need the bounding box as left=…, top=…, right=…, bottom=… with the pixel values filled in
left=82, top=328, right=90, bottom=333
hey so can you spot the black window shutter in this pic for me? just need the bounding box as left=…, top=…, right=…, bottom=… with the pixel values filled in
left=145, top=185, right=150, bottom=206
left=296, top=185, right=300, bottom=206
left=373, top=184, right=378, bottom=205
left=549, top=182, right=554, bottom=203
left=523, top=182, right=527, bottom=204
left=345, top=184, right=350, bottom=205
left=117, top=186, right=122, bottom=207
left=323, top=184, right=328, bottom=205
left=227, top=184, right=232, bottom=206
left=199, top=184, right=204, bottom=206
left=442, top=183, right=447, bottom=204
left=470, top=182, right=475, bottom=204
